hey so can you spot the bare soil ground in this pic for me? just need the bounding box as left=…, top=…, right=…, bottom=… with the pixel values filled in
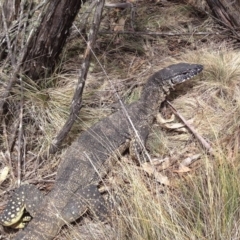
left=1, top=0, right=240, bottom=239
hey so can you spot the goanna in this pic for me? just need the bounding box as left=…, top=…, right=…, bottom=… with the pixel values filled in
left=0, top=63, right=203, bottom=239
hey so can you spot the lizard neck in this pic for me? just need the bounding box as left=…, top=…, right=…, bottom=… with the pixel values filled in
left=139, top=81, right=168, bottom=113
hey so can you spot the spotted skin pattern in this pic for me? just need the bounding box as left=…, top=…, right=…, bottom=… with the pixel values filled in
left=0, top=184, right=106, bottom=229
left=0, top=185, right=43, bottom=227
left=62, top=185, right=107, bottom=222
left=0, top=63, right=203, bottom=239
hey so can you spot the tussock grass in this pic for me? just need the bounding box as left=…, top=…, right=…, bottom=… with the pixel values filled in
left=141, top=3, right=196, bottom=32
left=103, top=48, right=240, bottom=240
left=171, top=49, right=240, bottom=155
left=8, top=73, right=112, bottom=155
left=72, top=153, right=240, bottom=239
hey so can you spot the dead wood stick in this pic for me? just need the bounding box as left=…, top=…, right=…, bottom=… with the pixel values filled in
left=0, top=4, right=16, bottom=65
left=0, top=64, right=21, bottom=120
left=105, top=3, right=132, bottom=8
left=48, top=0, right=105, bottom=154
left=99, top=30, right=229, bottom=36
left=2, top=121, right=15, bottom=181
left=17, top=77, right=24, bottom=186
left=0, top=1, right=47, bottom=121
left=167, top=101, right=215, bottom=156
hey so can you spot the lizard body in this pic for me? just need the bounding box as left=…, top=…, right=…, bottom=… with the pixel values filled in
left=0, top=63, right=203, bottom=239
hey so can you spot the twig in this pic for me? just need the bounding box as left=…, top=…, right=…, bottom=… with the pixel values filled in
left=105, top=3, right=132, bottom=8
left=48, top=0, right=105, bottom=154
left=2, top=121, right=15, bottom=181
left=70, top=0, right=98, bottom=38
left=130, top=3, right=135, bottom=30
left=0, top=3, right=16, bottom=65
left=0, top=1, right=48, bottom=121
left=167, top=101, right=215, bottom=156
left=180, top=154, right=201, bottom=167
left=17, top=0, right=30, bottom=50
left=17, top=77, right=24, bottom=186
left=8, top=119, right=20, bottom=152
left=0, top=66, right=20, bottom=119
left=99, top=30, right=230, bottom=36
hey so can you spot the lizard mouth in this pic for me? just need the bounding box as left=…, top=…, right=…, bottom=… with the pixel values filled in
left=170, top=64, right=203, bottom=85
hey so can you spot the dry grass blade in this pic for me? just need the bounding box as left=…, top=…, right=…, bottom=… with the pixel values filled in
left=17, top=77, right=24, bottom=186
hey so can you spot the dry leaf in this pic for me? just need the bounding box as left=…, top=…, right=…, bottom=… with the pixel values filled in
left=150, top=157, right=171, bottom=170
left=156, top=113, right=175, bottom=124
left=0, top=166, right=9, bottom=184
left=173, top=165, right=191, bottom=173
left=180, top=154, right=201, bottom=167
left=173, top=154, right=201, bottom=173
left=154, top=172, right=170, bottom=185
left=157, top=114, right=195, bottom=132
left=114, top=18, right=126, bottom=32
left=164, top=122, right=185, bottom=129
left=164, top=123, right=188, bottom=132
left=141, top=163, right=155, bottom=175
left=141, top=162, right=170, bottom=185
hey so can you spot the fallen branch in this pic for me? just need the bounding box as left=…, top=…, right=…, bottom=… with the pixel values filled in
left=99, top=30, right=230, bottom=36
left=48, top=0, right=105, bottom=154
left=17, top=77, right=24, bottom=186
left=167, top=101, right=215, bottom=156
left=105, top=3, right=132, bottom=8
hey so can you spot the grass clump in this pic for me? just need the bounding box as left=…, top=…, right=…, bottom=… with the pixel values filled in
left=99, top=49, right=240, bottom=240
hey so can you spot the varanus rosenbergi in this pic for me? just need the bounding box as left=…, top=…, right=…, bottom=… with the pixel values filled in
left=0, top=63, right=203, bottom=239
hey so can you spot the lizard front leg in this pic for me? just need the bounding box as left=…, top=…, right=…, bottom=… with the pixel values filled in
left=0, top=184, right=108, bottom=237
left=0, top=185, right=43, bottom=229
left=129, top=125, right=150, bottom=164
left=61, top=184, right=108, bottom=223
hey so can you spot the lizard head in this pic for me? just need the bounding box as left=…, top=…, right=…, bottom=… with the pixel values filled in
left=157, top=63, right=203, bottom=92
left=140, top=63, right=203, bottom=104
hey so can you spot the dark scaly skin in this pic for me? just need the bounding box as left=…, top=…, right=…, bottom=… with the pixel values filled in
left=0, top=63, right=203, bottom=239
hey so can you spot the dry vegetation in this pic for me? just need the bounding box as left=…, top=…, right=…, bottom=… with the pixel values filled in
left=1, top=0, right=240, bottom=239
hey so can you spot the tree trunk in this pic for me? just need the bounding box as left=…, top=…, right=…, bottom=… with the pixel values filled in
left=0, top=0, right=21, bottom=27
left=22, top=0, right=86, bottom=80
left=205, top=0, right=240, bottom=28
